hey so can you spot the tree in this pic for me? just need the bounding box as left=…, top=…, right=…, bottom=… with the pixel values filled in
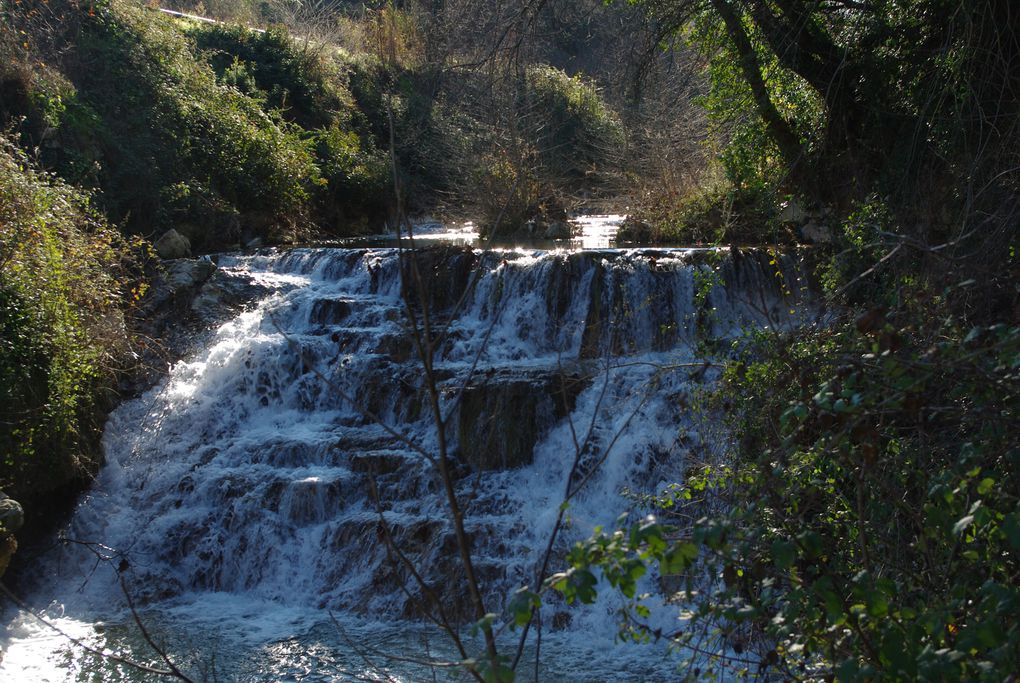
left=639, top=0, right=1019, bottom=217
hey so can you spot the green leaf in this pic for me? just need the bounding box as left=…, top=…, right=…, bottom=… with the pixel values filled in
left=868, top=592, right=889, bottom=618
left=470, top=613, right=497, bottom=637
left=1003, top=512, right=1020, bottom=551
left=553, top=568, right=599, bottom=605
left=879, top=629, right=911, bottom=674
left=772, top=539, right=796, bottom=569
left=507, top=588, right=540, bottom=629
left=570, top=568, right=598, bottom=604
left=476, top=657, right=516, bottom=683
left=823, top=590, right=846, bottom=625
left=660, top=542, right=698, bottom=575
left=953, top=515, right=975, bottom=536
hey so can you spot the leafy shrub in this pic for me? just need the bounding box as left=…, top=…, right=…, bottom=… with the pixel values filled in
left=467, top=65, right=625, bottom=236
left=630, top=177, right=785, bottom=245
left=817, top=196, right=896, bottom=303
left=549, top=298, right=1020, bottom=681
left=471, top=147, right=544, bottom=236
left=0, top=135, right=134, bottom=504
left=189, top=24, right=355, bottom=130
left=190, top=22, right=409, bottom=230
left=524, top=65, right=625, bottom=187
left=312, top=123, right=388, bottom=232
left=5, top=1, right=403, bottom=244
left=39, top=1, right=319, bottom=248
left=691, top=308, right=1019, bottom=680
left=337, top=53, right=488, bottom=216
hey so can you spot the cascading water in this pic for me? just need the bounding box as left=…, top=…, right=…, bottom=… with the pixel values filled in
left=1, top=241, right=811, bottom=681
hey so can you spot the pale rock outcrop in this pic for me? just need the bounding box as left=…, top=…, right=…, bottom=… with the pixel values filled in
left=165, top=258, right=216, bottom=292
left=778, top=198, right=812, bottom=223
left=154, top=229, right=192, bottom=259
left=0, top=492, right=24, bottom=577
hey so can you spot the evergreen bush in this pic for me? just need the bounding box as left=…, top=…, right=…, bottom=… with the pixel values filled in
left=0, top=135, right=134, bottom=506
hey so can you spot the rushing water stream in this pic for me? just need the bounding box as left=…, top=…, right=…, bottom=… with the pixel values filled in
left=1, top=218, right=812, bottom=681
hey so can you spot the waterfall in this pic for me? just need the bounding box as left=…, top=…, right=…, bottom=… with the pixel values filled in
left=2, top=245, right=812, bottom=680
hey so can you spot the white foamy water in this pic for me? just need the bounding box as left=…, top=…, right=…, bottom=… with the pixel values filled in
left=1, top=246, right=811, bottom=681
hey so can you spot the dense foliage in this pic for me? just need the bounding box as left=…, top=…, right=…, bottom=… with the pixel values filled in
left=706, top=308, right=1019, bottom=680
left=633, top=0, right=1018, bottom=258
left=1, top=0, right=400, bottom=248
left=0, top=135, right=134, bottom=509
left=525, top=65, right=625, bottom=188
left=187, top=22, right=390, bottom=232
left=548, top=310, right=1020, bottom=680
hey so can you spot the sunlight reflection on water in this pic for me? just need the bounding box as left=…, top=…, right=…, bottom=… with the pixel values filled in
left=2, top=593, right=673, bottom=682
left=348, top=214, right=627, bottom=250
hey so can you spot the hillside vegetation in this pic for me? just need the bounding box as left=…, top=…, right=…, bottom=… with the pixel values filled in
left=2, top=1, right=386, bottom=248
left=0, top=135, right=137, bottom=529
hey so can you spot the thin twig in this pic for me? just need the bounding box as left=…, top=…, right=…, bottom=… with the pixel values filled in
left=117, top=573, right=197, bottom=682
left=0, top=582, right=186, bottom=679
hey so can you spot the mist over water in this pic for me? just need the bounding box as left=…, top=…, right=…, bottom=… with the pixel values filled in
left=1, top=237, right=810, bottom=681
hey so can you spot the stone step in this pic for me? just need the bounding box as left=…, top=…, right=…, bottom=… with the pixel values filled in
left=307, top=296, right=402, bottom=327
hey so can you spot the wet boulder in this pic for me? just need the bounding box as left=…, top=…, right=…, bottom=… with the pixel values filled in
left=0, top=492, right=24, bottom=534
left=166, top=258, right=216, bottom=292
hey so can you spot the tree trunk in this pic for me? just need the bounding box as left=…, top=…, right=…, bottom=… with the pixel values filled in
left=709, top=0, right=806, bottom=177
